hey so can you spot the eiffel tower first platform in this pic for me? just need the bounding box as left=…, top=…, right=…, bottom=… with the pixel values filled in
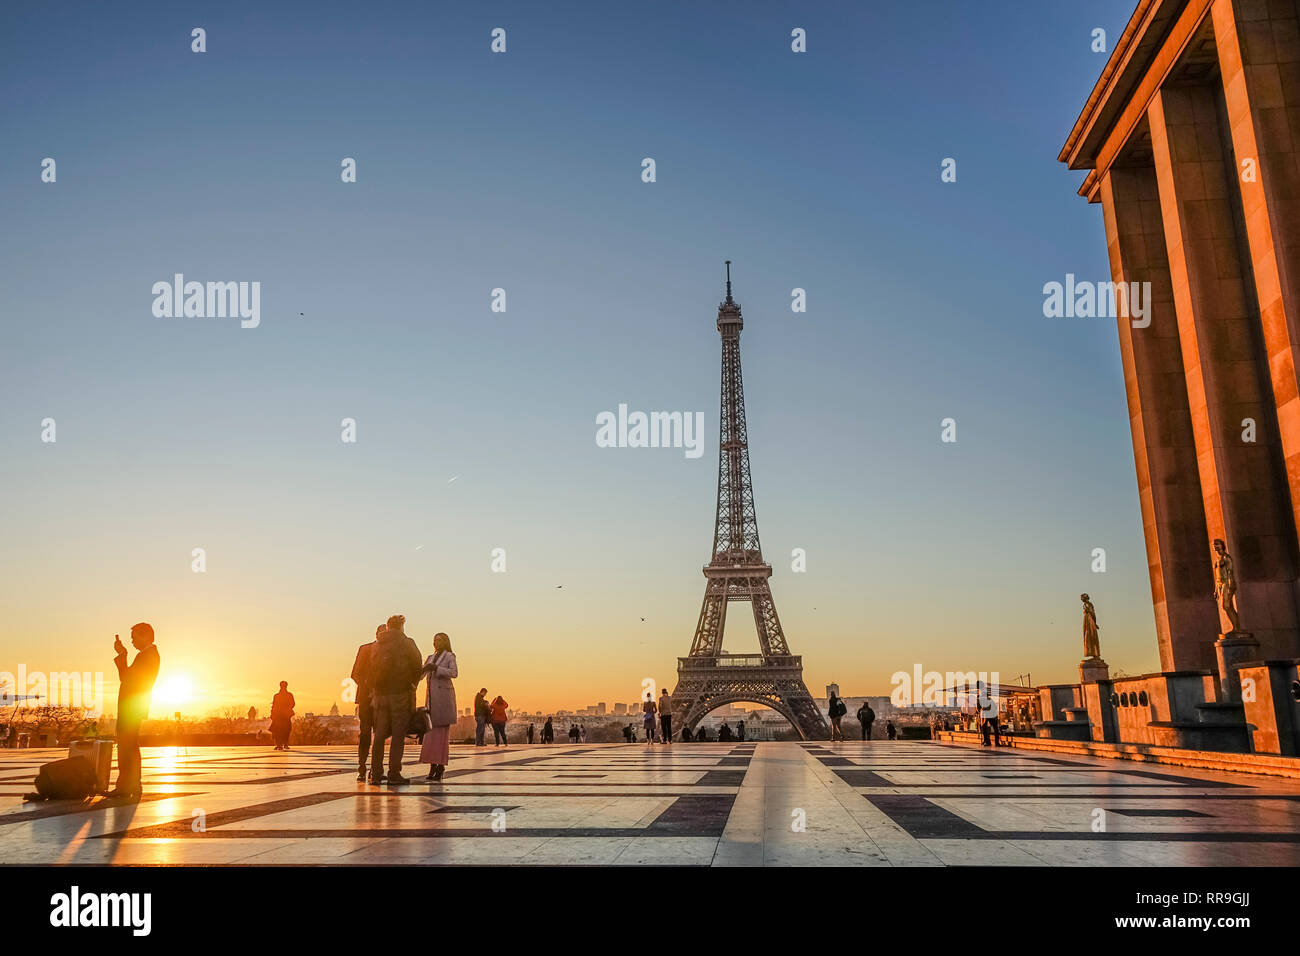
left=670, top=264, right=829, bottom=741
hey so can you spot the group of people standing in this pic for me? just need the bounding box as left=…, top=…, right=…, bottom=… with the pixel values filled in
left=351, top=615, right=459, bottom=785
left=103, top=618, right=916, bottom=807
left=639, top=689, right=673, bottom=744
left=472, top=688, right=510, bottom=745
left=826, top=693, right=896, bottom=741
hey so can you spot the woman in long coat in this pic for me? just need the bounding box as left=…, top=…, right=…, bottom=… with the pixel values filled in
left=419, top=632, right=458, bottom=782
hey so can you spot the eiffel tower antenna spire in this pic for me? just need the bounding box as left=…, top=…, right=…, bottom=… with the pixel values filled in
left=669, top=264, right=830, bottom=740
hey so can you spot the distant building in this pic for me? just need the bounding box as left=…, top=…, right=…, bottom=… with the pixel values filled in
left=613, top=703, right=627, bottom=715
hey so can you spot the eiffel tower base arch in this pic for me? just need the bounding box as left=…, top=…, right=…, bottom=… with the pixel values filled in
left=671, top=656, right=829, bottom=740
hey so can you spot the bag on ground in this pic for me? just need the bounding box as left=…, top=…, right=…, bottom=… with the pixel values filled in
left=68, top=739, right=113, bottom=792
left=34, top=755, right=99, bottom=801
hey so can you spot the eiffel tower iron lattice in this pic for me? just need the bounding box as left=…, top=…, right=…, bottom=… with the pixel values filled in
left=670, top=264, right=830, bottom=741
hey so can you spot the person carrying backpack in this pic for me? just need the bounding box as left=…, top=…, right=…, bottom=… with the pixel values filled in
left=489, top=695, right=509, bottom=745
left=642, top=693, right=657, bottom=745
left=368, top=614, right=422, bottom=786
left=827, top=692, right=847, bottom=741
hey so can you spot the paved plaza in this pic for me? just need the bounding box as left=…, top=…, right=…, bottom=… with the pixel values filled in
left=2, top=740, right=1299, bottom=866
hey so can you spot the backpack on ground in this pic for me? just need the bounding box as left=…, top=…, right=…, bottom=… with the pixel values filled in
left=33, top=756, right=99, bottom=801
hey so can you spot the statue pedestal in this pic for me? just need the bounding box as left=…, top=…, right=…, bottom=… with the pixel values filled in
left=1079, top=658, right=1110, bottom=683
left=1215, top=632, right=1260, bottom=702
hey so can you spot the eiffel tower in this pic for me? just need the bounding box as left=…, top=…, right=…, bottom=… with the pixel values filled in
left=670, top=263, right=829, bottom=741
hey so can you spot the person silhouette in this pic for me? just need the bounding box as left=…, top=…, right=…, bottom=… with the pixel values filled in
left=270, top=682, right=295, bottom=750
left=109, top=623, right=160, bottom=800
left=658, top=689, right=673, bottom=746
left=351, top=625, right=382, bottom=781
left=642, top=693, right=657, bottom=744
left=369, top=614, right=422, bottom=786
left=489, top=695, right=509, bottom=745
left=474, top=689, right=490, bottom=746
left=856, top=700, right=875, bottom=741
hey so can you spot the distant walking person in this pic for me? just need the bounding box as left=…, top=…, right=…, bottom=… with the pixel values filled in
left=270, top=682, right=295, bottom=750
left=827, top=692, right=846, bottom=741
left=719, top=721, right=732, bottom=742
left=737, top=719, right=745, bottom=741
left=622, top=723, right=634, bottom=743
left=527, top=723, right=535, bottom=744
left=489, top=695, right=509, bottom=745
left=110, top=623, right=160, bottom=800
left=542, top=716, right=554, bottom=744
left=351, top=625, right=382, bottom=780
left=680, top=725, right=692, bottom=743
left=474, top=689, right=490, bottom=746
left=419, top=632, right=458, bottom=782
left=369, top=614, right=422, bottom=786
left=856, top=701, right=875, bottom=741
left=886, top=720, right=897, bottom=741
left=642, top=693, right=657, bottom=745
left=658, top=689, right=673, bottom=746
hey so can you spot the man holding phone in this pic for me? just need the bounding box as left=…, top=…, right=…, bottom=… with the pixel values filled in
left=110, top=623, right=160, bottom=800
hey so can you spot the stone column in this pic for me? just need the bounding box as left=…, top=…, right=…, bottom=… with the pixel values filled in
left=1213, top=0, right=1300, bottom=569
left=1101, top=164, right=1222, bottom=671
left=1147, top=83, right=1300, bottom=659
left=1215, top=631, right=1262, bottom=701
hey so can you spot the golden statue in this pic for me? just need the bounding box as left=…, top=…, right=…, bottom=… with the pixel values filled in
left=1213, top=539, right=1240, bottom=633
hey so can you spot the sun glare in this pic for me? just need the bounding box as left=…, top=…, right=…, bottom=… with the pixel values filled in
left=155, top=675, right=195, bottom=710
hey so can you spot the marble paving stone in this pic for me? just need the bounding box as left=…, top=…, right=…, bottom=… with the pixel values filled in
left=2, top=740, right=1298, bottom=865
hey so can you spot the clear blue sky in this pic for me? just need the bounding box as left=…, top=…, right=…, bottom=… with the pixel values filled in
left=0, top=0, right=1149, bottom=714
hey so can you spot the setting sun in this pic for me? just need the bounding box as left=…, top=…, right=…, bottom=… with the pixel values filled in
left=153, top=675, right=194, bottom=711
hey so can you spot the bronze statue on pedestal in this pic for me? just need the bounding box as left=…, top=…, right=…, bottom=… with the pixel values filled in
left=1081, top=593, right=1101, bottom=660
left=1213, top=539, right=1240, bottom=633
